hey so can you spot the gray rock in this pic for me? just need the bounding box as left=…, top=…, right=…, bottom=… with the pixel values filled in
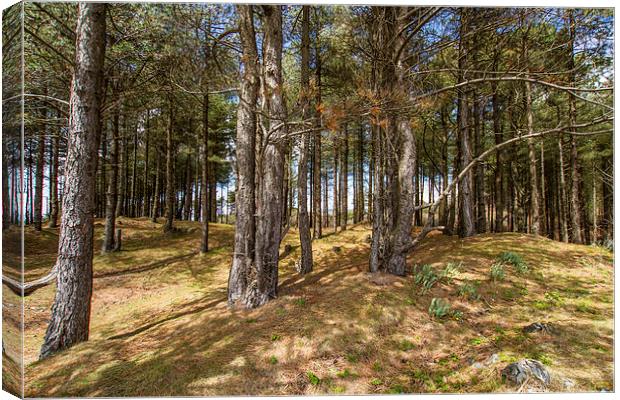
left=501, top=359, right=551, bottom=386
left=523, top=322, right=556, bottom=334
left=472, top=362, right=484, bottom=369
left=486, top=353, right=500, bottom=365
left=562, top=378, right=575, bottom=390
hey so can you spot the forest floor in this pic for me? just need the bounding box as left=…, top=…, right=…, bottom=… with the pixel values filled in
left=2, top=218, right=614, bottom=396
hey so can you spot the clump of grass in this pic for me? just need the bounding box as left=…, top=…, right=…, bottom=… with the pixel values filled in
left=413, top=263, right=460, bottom=294
left=336, top=368, right=356, bottom=379
left=370, top=378, right=383, bottom=386
left=497, top=251, right=529, bottom=274
left=398, top=339, right=415, bottom=351
left=428, top=298, right=451, bottom=319
left=489, top=263, right=505, bottom=281
left=387, top=384, right=406, bottom=394
left=345, top=352, right=359, bottom=363
left=372, top=361, right=383, bottom=372
left=268, top=355, right=278, bottom=365
left=294, top=297, right=307, bottom=306
left=451, top=309, right=464, bottom=321
left=271, top=334, right=281, bottom=341
left=457, top=281, right=480, bottom=300
left=307, top=371, right=320, bottom=385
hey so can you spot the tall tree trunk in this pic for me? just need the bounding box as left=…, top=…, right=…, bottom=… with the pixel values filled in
left=183, top=155, right=193, bottom=221
left=163, top=102, right=175, bottom=232
left=151, top=149, right=160, bottom=223
left=248, top=5, right=288, bottom=308
left=340, top=123, right=348, bottom=230
left=457, top=9, right=475, bottom=237
left=228, top=4, right=259, bottom=306
left=40, top=2, right=106, bottom=359
left=312, top=8, right=323, bottom=239
left=130, top=122, right=138, bottom=217
left=524, top=79, right=540, bottom=236
left=47, top=122, right=60, bottom=228
left=115, top=111, right=125, bottom=218
left=141, top=110, right=150, bottom=218
left=201, top=94, right=210, bottom=253
left=297, top=5, right=313, bottom=275
left=566, top=12, right=583, bottom=244
left=34, top=113, right=46, bottom=231
left=102, top=107, right=120, bottom=253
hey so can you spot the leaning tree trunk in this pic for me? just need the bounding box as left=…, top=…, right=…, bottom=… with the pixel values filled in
left=40, top=2, right=106, bottom=359
left=102, top=108, right=120, bottom=253
left=297, top=5, right=313, bottom=275
left=228, top=4, right=259, bottom=306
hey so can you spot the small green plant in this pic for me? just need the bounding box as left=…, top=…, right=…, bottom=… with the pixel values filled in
left=370, top=378, right=383, bottom=386
left=269, top=355, right=278, bottom=365
left=544, top=291, right=564, bottom=305
left=275, top=307, right=286, bottom=317
left=345, top=352, right=359, bottom=363
left=307, top=371, right=320, bottom=385
left=439, top=262, right=461, bottom=283
left=337, top=369, right=355, bottom=379
left=372, top=361, right=383, bottom=372
left=497, top=252, right=529, bottom=274
left=490, top=263, right=505, bottom=281
left=398, top=340, right=415, bottom=351
left=413, top=264, right=439, bottom=294
left=271, top=334, right=281, bottom=341
left=469, top=336, right=485, bottom=346
left=451, top=310, right=464, bottom=321
left=457, top=281, right=480, bottom=300
left=295, top=297, right=307, bottom=306
left=331, top=386, right=345, bottom=394
left=388, top=384, right=406, bottom=394
left=245, top=318, right=258, bottom=323
left=428, top=298, right=451, bottom=319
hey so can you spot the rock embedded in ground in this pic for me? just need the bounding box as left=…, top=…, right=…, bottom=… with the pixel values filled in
left=523, top=322, right=556, bottom=334
left=501, top=359, right=551, bottom=386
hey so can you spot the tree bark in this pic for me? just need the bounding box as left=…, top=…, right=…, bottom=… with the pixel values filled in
left=34, top=112, right=46, bottom=231
left=163, top=101, right=175, bottom=232
left=40, top=2, right=106, bottom=359
left=201, top=94, right=210, bottom=253
left=297, top=5, right=313, bottom=275
left=102, top=107, right=120, bottom=253
left=248, top=5, right=288, bottom=308
left=457, top=9, right=475, bottom=238
left=228, top=4, right=259, bottom=306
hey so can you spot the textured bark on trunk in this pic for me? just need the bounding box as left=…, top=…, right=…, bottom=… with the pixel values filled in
left=151, top=149, right=160, bottom=222
left=248, top=5, right=288, bottom=308
left=457, top=9, right=475, bottom=237
left=201, top=94, right=210, bottom=253
left=34, top=116, right=46, bottom=231
left=163, top=102, right=175, bottom=232
left=492, top=78, right=504, bottom=233
left=341, top=124, right=348, bottom=230
left=297, top=5, right=313, bottom=275
left=40, top=2, right=106, bottom=359
left=566, top=10, right=583, bottom=244
left=115, top=116, right=126, bottom=218
left=102, top=108, right=120, bottom=253
left=228, top=4, right=259, bottom=305
left=524, top=79, right=540, bottom=236
left=312, top=10, right=323, bottom=239
left=183, top=155, right=193, bottom=221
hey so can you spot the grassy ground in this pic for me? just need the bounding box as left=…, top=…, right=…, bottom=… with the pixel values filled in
left=2, top=218, right=613, bottom=396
